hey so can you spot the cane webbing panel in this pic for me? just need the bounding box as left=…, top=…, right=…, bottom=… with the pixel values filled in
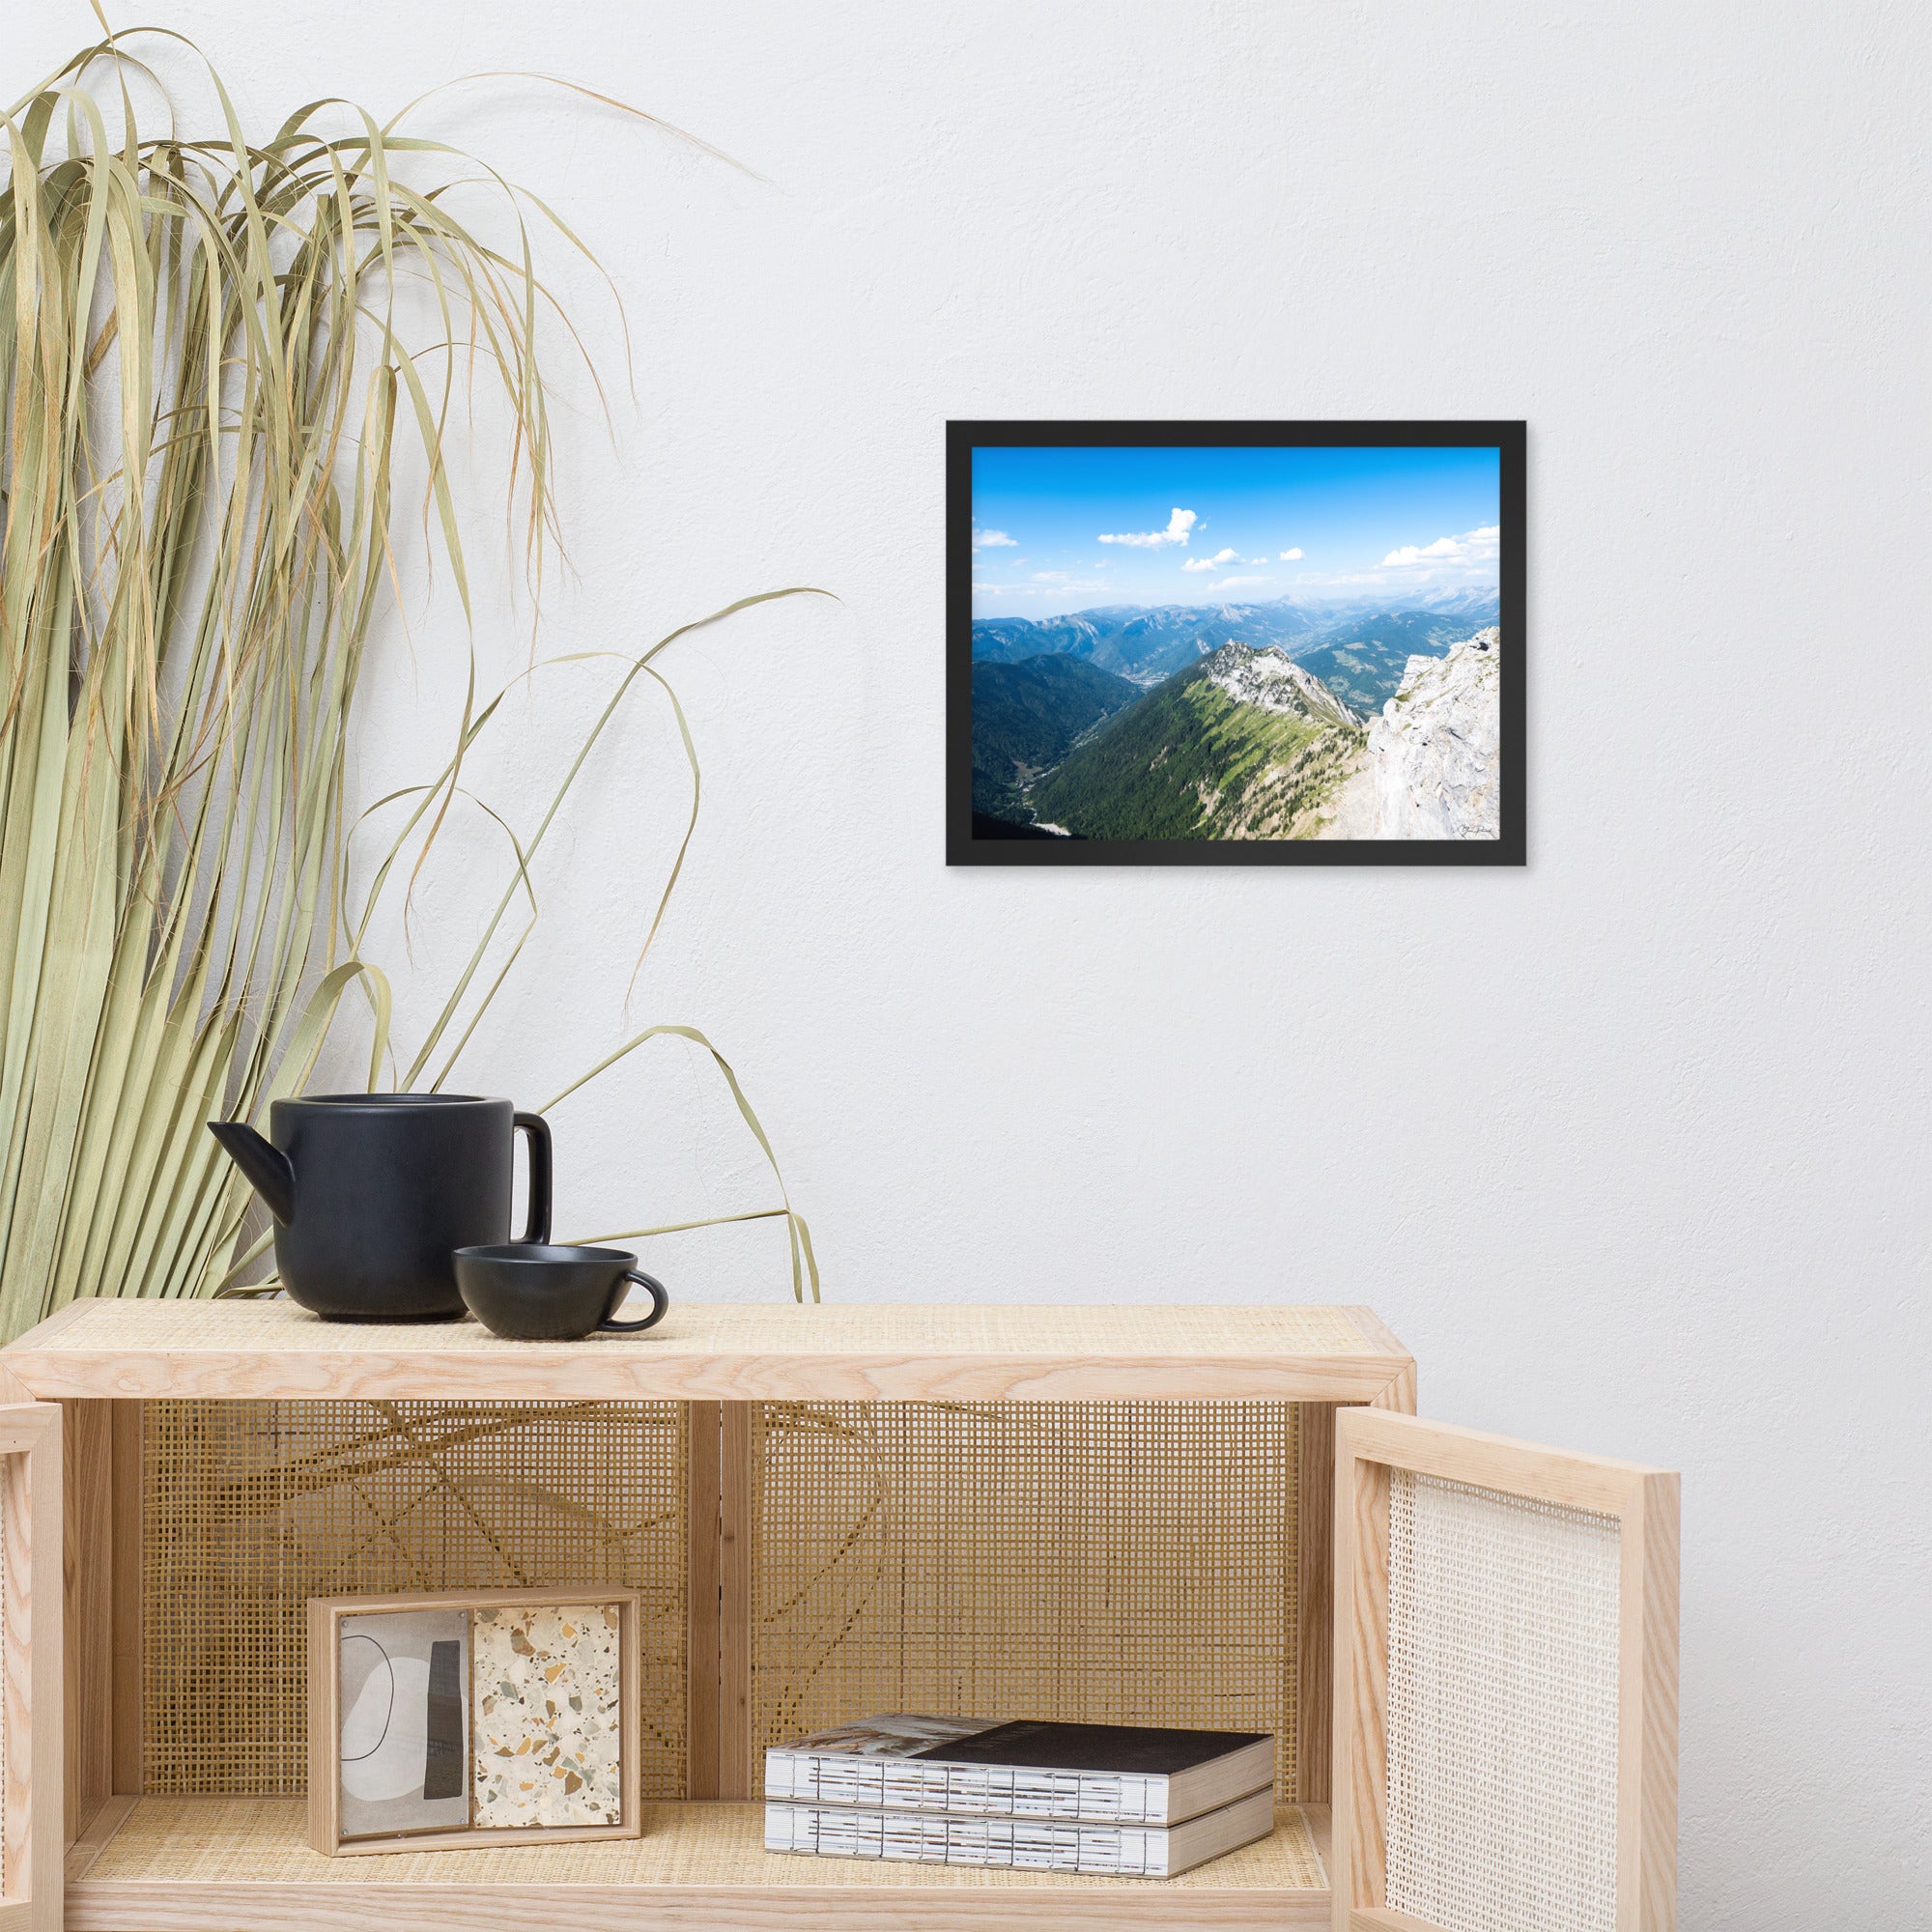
left=751, top=1402, right=1300, bottom=1799
left=142, top=1401, right=686, bottom=1797
left=1385, top=1469, right=1621, bottom=1932
left=81, top=1795, right=1328, bottom=1889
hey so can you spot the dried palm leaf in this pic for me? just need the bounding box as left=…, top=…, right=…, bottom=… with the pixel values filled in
left=0, top=27, right=818, bottom=1338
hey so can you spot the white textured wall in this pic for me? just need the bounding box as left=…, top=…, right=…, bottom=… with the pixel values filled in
left=17, top=3, right=1927, bottom=1920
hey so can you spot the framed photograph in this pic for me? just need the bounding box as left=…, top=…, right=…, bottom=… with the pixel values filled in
left=307, top=1586, right=642, bottom=1855
left=947, top=420, right=1525, bottom=866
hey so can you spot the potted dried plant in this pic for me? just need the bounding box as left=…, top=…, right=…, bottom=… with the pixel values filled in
left=0, top=23, right=817, bottom=1338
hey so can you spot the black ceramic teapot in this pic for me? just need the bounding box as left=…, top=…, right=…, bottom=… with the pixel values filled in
left=209, top=1094, right=551, bottom=1321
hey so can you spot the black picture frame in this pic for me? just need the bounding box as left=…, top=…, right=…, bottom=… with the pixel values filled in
left=946, top=419, right=1526, bottom=867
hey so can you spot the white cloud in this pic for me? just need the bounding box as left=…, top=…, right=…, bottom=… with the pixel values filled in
left=1382, top=537, right=1459, bottom=564
left=971, top=527, right=1016, bottom=551
left=1098, top=507, right=1197, bottom=548
left=1380, top=524, right=1500, bottom=569
left=1295, top=518, right=1500, bottom=593
left=1280, top=547, right=1303, bottom=560
left=1208, top=575, right=1272, bottom=592
left=1180, top=547, right=1240, bottom=573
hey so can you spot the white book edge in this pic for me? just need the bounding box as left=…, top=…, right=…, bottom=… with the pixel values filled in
left=765, top=1733, right=1274, bottom=1827
left=762, top=1786, right=1276, bottom=1879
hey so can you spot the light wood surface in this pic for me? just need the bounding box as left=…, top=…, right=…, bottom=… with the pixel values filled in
left=687, top=1401, right=724, bottom=1797
left=64, top=1797, right=1332, bottom=1930
left=1333, top=1310, right=1406, bottom=1362
left=61, top=1403, right=112, bottom=1843
left=1622, top=1470, right=1680, bottom=1932
left=0, top=1405, right=63, bottom=1932
left=1366, top=1361, right=1415, bottom=1414
left=718, top=1402, right=755, bottom=1799
left=306, top=1587, right=643, bottom=1856
left=107, top=1404, right=141, bottom=1798
left=686, top=1402, right=757, bottom=1800
left=1330, top=1409, right=1678, bottom=1932
left=1340, top=1407, right=1670, bottom=1518
left=1349, top=1908, right=1446, bottom=1932
left=1294, top=1402, right=1334, bottom=1806
left=1331, top=1434, right=1390, bottom=1929
left=1, top=1301, right=1412, bottom=1405
left=1307, top=1804, right=1332, bottom=1889
left=64, top=1797, right=137, bottom=1884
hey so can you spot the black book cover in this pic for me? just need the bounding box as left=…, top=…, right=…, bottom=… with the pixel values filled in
left=910, top=1720, right=1268, bottom=1776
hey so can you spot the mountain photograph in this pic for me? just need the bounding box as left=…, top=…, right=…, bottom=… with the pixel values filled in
left=957, top=435, right=1515, bottom=853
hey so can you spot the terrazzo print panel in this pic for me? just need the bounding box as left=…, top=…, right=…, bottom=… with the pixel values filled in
left=471, top=1603, right=625, bottom=1827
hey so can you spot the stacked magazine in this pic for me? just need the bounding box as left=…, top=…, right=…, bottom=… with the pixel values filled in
left=764, top=1714, right=1276, bottom=1878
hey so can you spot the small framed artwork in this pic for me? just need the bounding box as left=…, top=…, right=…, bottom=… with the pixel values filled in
left=307, top=1586, right=641, bottom=1855
left=947, top=420, right=1525, bottom=865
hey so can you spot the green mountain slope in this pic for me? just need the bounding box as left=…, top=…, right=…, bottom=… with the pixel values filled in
left=1029, top=644, right=1368, bottom=840
left=1292, top=633, right=1445, bottom=715
left=971, top=653, right=1141, bottom=821
left=1292, top=611, right=1500, bottom=715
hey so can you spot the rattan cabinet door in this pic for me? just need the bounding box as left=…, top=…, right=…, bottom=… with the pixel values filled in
left=1332, top=1409, right=1677, bottom=1932
left=0, top=1404, right=60, bottom=1932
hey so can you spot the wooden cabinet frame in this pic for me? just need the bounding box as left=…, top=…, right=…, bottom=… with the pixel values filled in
left=0, top=1299, right=1675, bottom=1932
left=16, top=1300, right=1419, bottom=1928
left=685, top=1400, right=756, bottom=1800
left=1332, top=1408, right=1679, bottom=1932
left=0, top=1402, right=62, bottom=1932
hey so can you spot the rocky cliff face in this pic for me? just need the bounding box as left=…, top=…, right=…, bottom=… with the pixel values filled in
left=1363, top=627, right=1502, bottom=838
left=1201, top=642, right=1361, bottom=728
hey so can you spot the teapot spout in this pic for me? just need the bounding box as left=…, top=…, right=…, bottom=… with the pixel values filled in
left=207, top=1120, right=296, bottom=1224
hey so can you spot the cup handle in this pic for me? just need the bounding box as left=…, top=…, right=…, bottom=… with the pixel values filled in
left=513, top=1111, right=553, bottom=1245
left=600, top=1270, right=669, bottom=1334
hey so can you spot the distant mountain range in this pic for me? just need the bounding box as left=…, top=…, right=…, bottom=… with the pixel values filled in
left=970, top=603, right=1321, bottom=683
left=971, top=589, right=1500, bottom=694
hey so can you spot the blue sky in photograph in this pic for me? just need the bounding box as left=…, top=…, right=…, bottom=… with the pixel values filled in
left=971, top=443, right=1500, bottom=617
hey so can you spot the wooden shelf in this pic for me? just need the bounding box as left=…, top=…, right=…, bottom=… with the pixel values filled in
left=30, top=1306, right=1404, bottom=1930
left=65, top=1797, right=1333, bottom=1930
left=2, top=1298, right=1413, bottom=1404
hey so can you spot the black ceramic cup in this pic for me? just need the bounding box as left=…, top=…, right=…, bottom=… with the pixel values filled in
left=452, top=1243, right=669, bottom=1342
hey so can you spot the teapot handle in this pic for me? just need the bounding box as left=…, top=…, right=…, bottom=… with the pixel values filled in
left=513, top=1112, right=553, bottom=1244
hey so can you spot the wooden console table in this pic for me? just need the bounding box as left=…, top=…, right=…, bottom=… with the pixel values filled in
left=0, top=1298, right=1416, bottom=1932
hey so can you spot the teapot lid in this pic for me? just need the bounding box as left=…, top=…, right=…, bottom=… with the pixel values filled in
left=281, top=1092, right=508, bottom=1108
